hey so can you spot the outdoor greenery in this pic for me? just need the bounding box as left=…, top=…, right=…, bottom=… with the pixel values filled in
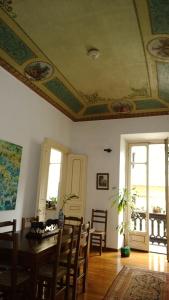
left=112, top=187, right=138, bottom=246
left=46, top=193, right=79, bottom=210
left=61, top=193, right=79, bottom=209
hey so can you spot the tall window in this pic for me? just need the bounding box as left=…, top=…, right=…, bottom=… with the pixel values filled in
left=46, top=148, right=62, bottom=204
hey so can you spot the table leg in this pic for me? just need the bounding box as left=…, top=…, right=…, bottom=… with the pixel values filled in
left=30, top=260, right=39, bottom=300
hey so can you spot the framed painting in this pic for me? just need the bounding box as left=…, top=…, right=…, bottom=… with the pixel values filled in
left=0, top=139, right=22, bottom=210
left=96, top=173, right=109, bottom=190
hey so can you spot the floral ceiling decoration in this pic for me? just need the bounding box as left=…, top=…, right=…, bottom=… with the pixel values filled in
left=0, top=0, right=168, bottom=121
left=147, top=37, right=169, bottom=60
left=112, top=100, right=134, bottom=114
left=24, top=61, right=53, bottom=81
left=0, top=0, right=16, bottom=18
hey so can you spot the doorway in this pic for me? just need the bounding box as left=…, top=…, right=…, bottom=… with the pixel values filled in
left=127, top=142, right=167, bottom=254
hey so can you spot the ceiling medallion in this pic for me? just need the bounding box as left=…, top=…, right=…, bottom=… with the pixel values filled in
left=24, top=61, right=53, bottom=81
left=147, top=37, right=169, bottom=60
left=87, top=48, right=100, bottom=59
left=112, top=100, right=134, bottom=113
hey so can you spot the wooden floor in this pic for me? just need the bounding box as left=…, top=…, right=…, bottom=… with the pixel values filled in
left=77, top=249, right=169, bottom=300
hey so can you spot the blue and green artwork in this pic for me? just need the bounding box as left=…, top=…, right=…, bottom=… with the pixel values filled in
left=0, top=139, right=22, bottom=211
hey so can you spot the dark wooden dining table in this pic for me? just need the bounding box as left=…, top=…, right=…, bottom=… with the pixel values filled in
left=0, top=228, right=70, bottom=300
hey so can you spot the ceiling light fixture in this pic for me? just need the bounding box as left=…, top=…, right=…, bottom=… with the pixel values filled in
left=87, top=48, right=100, bottom=59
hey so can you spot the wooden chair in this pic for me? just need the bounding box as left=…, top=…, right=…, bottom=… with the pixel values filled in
left=0, top=220, right=16, bottom=272
left=37, top=226, right=74, bottom=300
left=60, top=223, right=82, bottom=300
left=90, top=209, right=108, bottom=255
left=0, top=219, right=16, bottom=233
left=0, top=232, right=30, bottom=300
left=76, top=222, right=90, bottom=294
left=21, top=216, right=39, bottom=230
left=64, top=216, right=83, bottom=226
left=61, top=222, right=90, bottom=300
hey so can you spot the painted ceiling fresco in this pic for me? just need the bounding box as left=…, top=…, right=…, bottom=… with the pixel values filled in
left=0, top=0, right=169, bottom=121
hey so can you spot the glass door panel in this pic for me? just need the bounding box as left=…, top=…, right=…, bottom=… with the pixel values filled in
left=149, top=144, right=165, bottom=214
left=128, top=144, right=149, bottom=251
left=130, top=146, right=147, bottom=233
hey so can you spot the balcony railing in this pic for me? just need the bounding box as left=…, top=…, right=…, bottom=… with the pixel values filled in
left=131, top=211, right=167, bottom=246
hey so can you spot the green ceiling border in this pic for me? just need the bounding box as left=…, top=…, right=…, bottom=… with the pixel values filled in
left=0, top=18, right=36, bottom=65
left=147, top=0, right=169, bottom=34
left=134, top=99, right=167, bottom=110
left=44, top=78, right=83, bottom=113
left=84, top=104, right=109, bottom=115
left=157, top=62, right=169, bottom=104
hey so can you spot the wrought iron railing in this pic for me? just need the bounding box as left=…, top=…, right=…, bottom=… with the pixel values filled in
left=131, top=211, right=167, bottom=246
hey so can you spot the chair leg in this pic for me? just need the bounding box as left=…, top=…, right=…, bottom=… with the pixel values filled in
left=72, top=273, right=78, bottom=300
left=82, top=262, right=87, bottom=293
left=64, top=272, right=70, bottom=300
left=100, top=235, right=103, bottom=256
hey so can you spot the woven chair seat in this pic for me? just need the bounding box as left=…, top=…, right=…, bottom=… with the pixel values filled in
left=39, top=264, right=67, bottom=280
left=0, top=269, right=30, bottom=287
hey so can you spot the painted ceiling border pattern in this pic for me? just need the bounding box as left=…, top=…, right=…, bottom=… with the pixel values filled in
left=0, top=0, right=17, bottom=19
left=146, top=0, right=169, bottom=108
left=0, top=3, right=169, bottom=121
left=44, top=78, right=83, bottom=113
left=0, top=11, right=84, bottom=118
left=0, top=18, right=36, bottom=64
left=0, top=57, right=76, bottom=120
left=157, top=62, right=169, bottom=104
left=147, top=0, right=169, bottom=34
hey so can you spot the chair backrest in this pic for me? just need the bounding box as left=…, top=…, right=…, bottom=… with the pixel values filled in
left=21, top=216, right=39, bottom=230
left=62, top=222, right=82, bottom=267
left=0, top=232, right=18, bottom=298
left=51, top=226, right=74, bottom=300
left=64, top=216, right=83, bottom=226
left=0, top=219, right=16, bottom=233
left=80, top=222, right=90, bottom=261
left=91, top=209, right=107, bottom=233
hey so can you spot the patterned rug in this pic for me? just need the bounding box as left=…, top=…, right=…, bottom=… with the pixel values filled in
left=103, top=266, right=169, bottom=300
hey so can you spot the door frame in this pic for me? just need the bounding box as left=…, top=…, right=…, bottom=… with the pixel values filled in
left=36, top=138, right=70, bottom=221
left=126, top=143, right=149, bottom=251
left=165, top=138, right=169, bottom=260
left=126, top=140, right=168, bottom=253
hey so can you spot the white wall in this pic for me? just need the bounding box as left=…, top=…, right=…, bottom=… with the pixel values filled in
left=0, top=67, right=72, bottom=229
left=71, top=116, right=169, bottom=249
left=1, top=66, right=169, bottom=247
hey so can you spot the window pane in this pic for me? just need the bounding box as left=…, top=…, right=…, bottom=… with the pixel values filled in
left=149, top=144, right=165, bottom=214
left=50, top=148, right=62, bottom=163
left=131, top=164, right=147, bottom=211
left=47, top=148, right=62, bottom=202
left=47, top=164, right=61, bottom=201
left=131, top=146, right=147, bottom=164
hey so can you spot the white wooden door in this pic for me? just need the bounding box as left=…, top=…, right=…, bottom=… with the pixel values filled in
left=165, top=138, right=169, bottom=261
left=64, top=154, right=87, bottom=219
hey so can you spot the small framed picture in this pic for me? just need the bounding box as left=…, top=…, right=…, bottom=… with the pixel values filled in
left=96, top=173, right=109, bottom=190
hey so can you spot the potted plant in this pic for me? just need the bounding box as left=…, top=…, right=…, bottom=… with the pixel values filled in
left=112, top=187, right=138, bottom=257
left=58, top=193, right=79, bottom=228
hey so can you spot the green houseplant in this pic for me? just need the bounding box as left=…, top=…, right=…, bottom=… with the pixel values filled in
left=112, top=187, right=138, bottom=257
left=58, top=193, right=79, bottom=228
